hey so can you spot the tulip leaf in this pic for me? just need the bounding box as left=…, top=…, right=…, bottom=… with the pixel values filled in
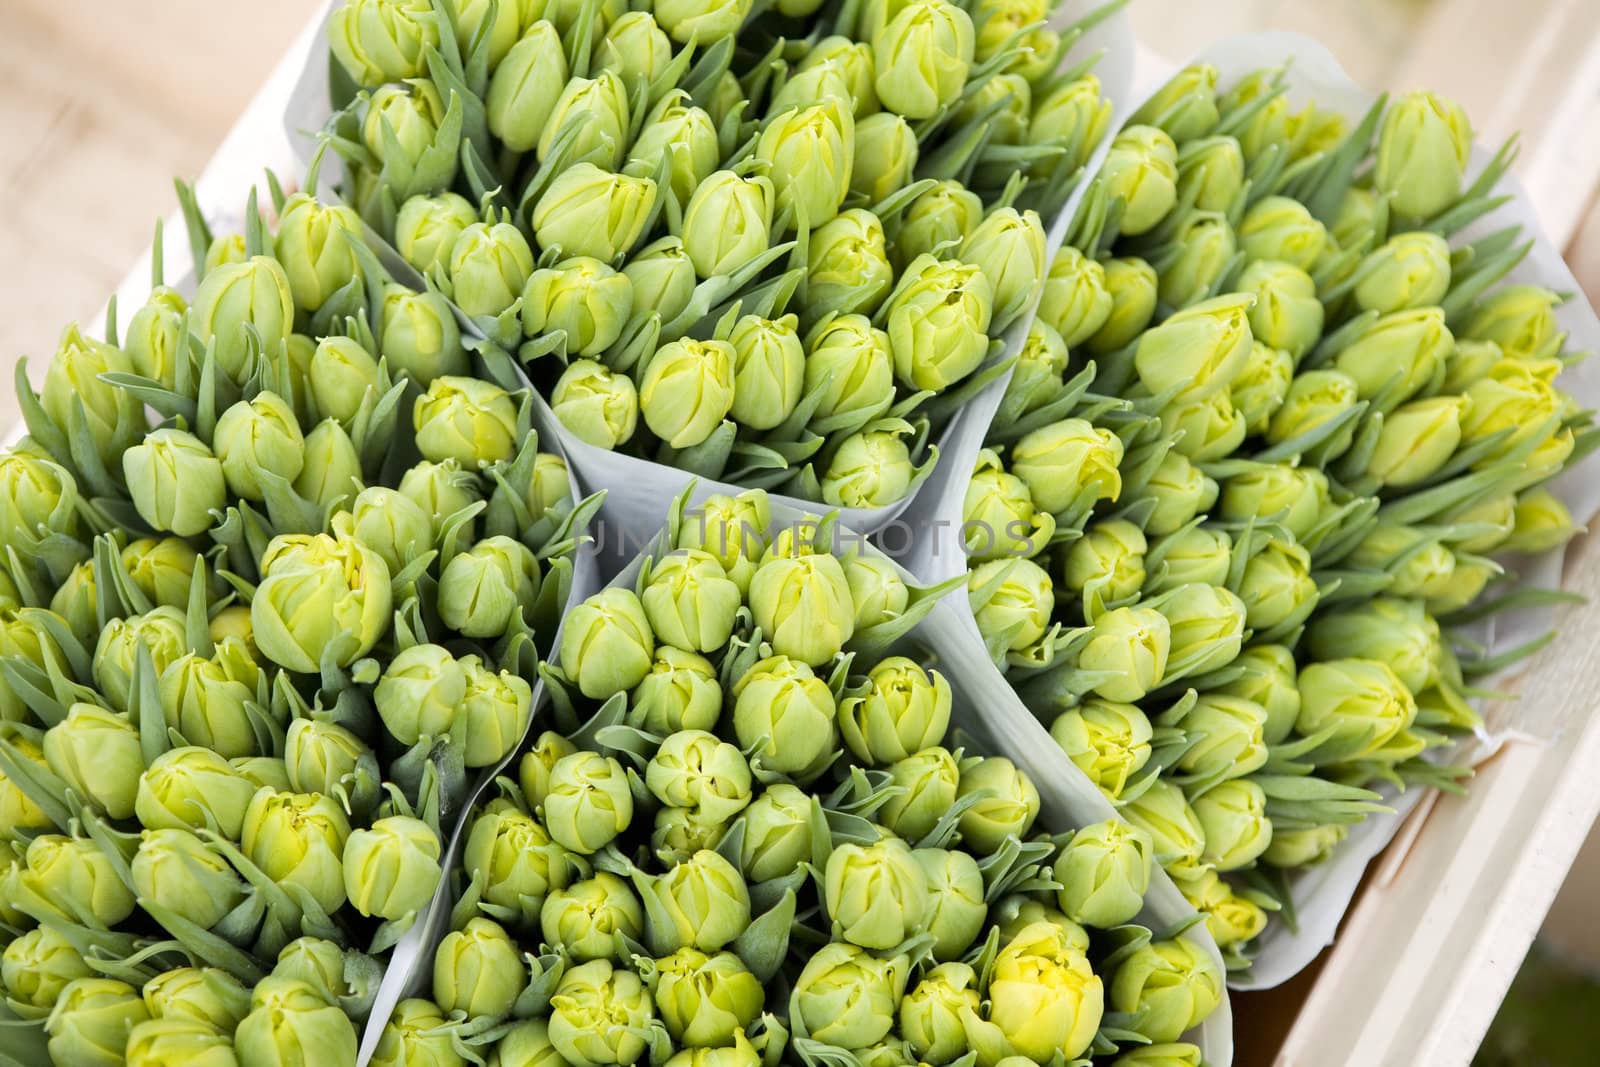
left=734, top=888, right=796, bottom=984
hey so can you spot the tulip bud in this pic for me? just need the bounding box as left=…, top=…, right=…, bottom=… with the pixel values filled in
left=963, top=451, right=1056, bottom=561
left=956, top=208, right=1045, bottom=333
left=1050, top=700, right=1154, bottom=799
left=94, top=606, right=188, bottom=711
left=1297, top=659, right=1420, bottom=763
left=3, top=925, right=92, bottom=1017
left=1054, top=819, right=1153, bottom=928
left=1354, top=231, right=1452, bottom=314
left=981, top=921, right=1105, bottom=1061
left=1133, top=64, right=1220, bottom=143
left=1463, top=285, right=1564, bottom=363
left=124, top=287, right=187, bottom=389
left=136, top=746, right=258, bottom=838
left=730, top=654, right=838, bottom=780
left=1063, top=519, right=1148, bottom=606
left=433, top=918, right=527, bottom=1019
left=757, top=100, right=854, bottom=230
left=438, top=535, right=541, bottom=640
left=871, top=0, right=974, bottom=119
left=49, top=562, right=97, bottom=641
left=466, top=800, right=582, bottom=925
left=1375, top=90, right=1472, bottom=220
left=646, top=729, right=750, bottom=823
left=1307, top=597, right=1441, bottom=695
left=655, top=0, right=751, bottom=43
left=803, top=314, right=895, bottom=427
left=1263, top=823, right=1348, bottom=868
left=1226, top=340, right=1293, bottom=435
left=805, top=210, right=895, bottom=320
left=551, top=359, right=639, bottom=449
left=1036, top=249, right=1114, bottom=355
left=0, top=451, right=80, bottom=546
left=1080, top=257, right=1156, bottom=356
left=253, top=532, right=391, bottom=673
left=836, top=658, right=950, bottom=767
left=748, top=551, right=856, bottom=667
left=122, top=429, right=226, bottom=538
left=450, top=222, right=534, bottom=319
left=820, top=836, right=927, bottom=951
left=308, top=335, right=381, bottom=428
left=536, top=873, right=642, bottom=964
left=277, top=193, right=364, bottom=313
left=645, top=949, right=760, bottom=1049
left=130, top=827, right=247, bottom=929
left=1264, top=368, right=1360, bottom=455
left=884, top=254, right=994, bottom=391
left=1459, top=357, right=1564, bottom=455
left=1237, top=260, right=1322, bottom=361
left=346, top=487, right=431, bottom=575
left=328, top=0, right=436, bottom=85
left=620, top=104, right=719, bottom=222
left=957, top=756, right=1040, bottom=853
left=1030, top=74, right=1113, bottom=172
left=1162, top=390, right=1247, bottom=462
left=1207, top=644, right=1299, bottom=745
left=1077, top=606, right=1170, bottom=703
left=791, top=943, right=906, bottom=1047
left=43, top=703, right=143, bottom=820
left=1003, top=318, right=1070, bottom=420
left=678, top=170, right=774, bottom=280
left=901, top=961, right=980, bottom=1063
left=622, top=238, right=697, bottom=334
left=141, top=968, right=249, bottom=1033
left=1361, top=395, right=1466, bottom=488
left=968, top=556, right=1054, bottom=654
left=241, top=789, right=351, bottom=915
left=298, top=417, right=367, bottom=515
left=1157, top=212, right=1237, bottom=312
left=1188, top=778, right=1270, bottom=870
left=1134, top=293, right=1253, bottom=403
left=1010, top=418, right=1124, bottom=516
left=849, top=113, right=918, bottom=204
left=644, top=848, right=751, bottom=954
left=518, top=258, right=633, bottom=360
left=456, top=657, right=532, bottom=768
left=1110, top=938, right=1223, bottom=1043
left=1331, top=306, right=1454, bottom=402
left=535, top=163, right=657, bottom=264
left=373, top=643, right=463, bottom=748
left=822, top=427, right=918, bottom=508
left=213, top=391, right=304, bottom=501
left=395, top=192, right=478, bottom=277
left=371, top=999, right=465, bottom=1067
left=1502, top=489, right=1578, bottom=554
left=45, top=978, right=152, bottom=1067
left=20, top=833, right=136, bottom=927
left=1237, top=195, right=1327, bottom=271
left=1175, top=136, right=1245, bottom=214
left=190, top=256, right=294, bottom=384
left=343, top=815, right=442, bottom=922
left=635, top=338, right=737, bottom=450
left=1236, top=535, right=1316, bottom=632
left=1102, top=125, right=1179, bottom=236
left=618, top=650, right=717, bottom=739
left=543, top=752, right=634, bottom=856
left=652, top=799, right=725, bottom=861
left=676, top=492, right=769, bottom=594
left=892, top=180, right=983, bottom=265
left=538, top=71, right=630, bottom=172
left=157, top=652, right=256, bottom=758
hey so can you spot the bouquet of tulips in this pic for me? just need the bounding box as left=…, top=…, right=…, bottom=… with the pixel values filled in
left=366, top=491, right=1226, bottom=1067
left=960, top=65, right=1594, bottom=967
left=0, top=176, right=603, bottom=1062
left=319, top=0, right=1125, bottom=510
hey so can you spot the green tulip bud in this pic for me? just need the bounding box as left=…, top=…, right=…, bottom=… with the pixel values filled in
left=1347, top=522, right=1456, bottom=597
left=1158, top=211, right=1237, bottom=311
left=559, top=587, right=655, bottom=700
left=42, top=324, right=144, bottom=464
left=448, top=0, right=520, bottom=69
left=235, top=977, right=358, bottom=1066
left=1003, top=318, right=1069, bottom=419
left=1160, top=583, right=1248, bottom=677
left=870, top=0, right=974, bottom=119
left=1010, top=418, right=1124, bottom=516
left=3, top=924, right=92, bottom=1017
left=1161, top=390, right=1247, bottom=463
left=1237, top=195, right=1326, bottom=271
left=510, top=733, right=574, bottom=816
left=1375, top=90, right=1472, bottom=220
left=241, top=790, right=350, bottom=915
left=1364, top=395, right=1466, bottom=488
left=1078, top=606, right=1169, bottom=703
left=1055, top=819, right=1154, bottom=927
left=131, top=827, right=247, bottom=929
left=1331, top=306, right=1454, bottom=402
left=465, top=800, right=583, bottom=924
left=900, top=961, right=979, bottom=1062
left=295, top=417, right=364, bottom=513
left=956, top=73, right=1031, bottom=153
left=1134, top=293, right=1253, bottom=403
left=757, top=99, right=854, bottom=230
left=731, top=655, right=838, bottom=779
left=1089, top=255, right=1160, bottom=354
left=381, top=284, right=467, bottom=384
left=433, top=918, right=527, bottom=1019
left=538, top=873, right=642, bottom=962
left=1214, top=644, right=1300, bottom=745
left=94, top=606, right=187, bottom=712
left=886, top=254, right=994, bottom=392
left=1029, top=73, right=1112, bottom=172
left=395, top=193, right=478, bottom=277
left=968, top=557, right=1054, bottom=654
left=373, top=643, right=464, bottom=747
left=644, top=848, right=751, bottom=954
left=537, top=71, right=630, bottom=171
left=1330, top=186, right=1384, bottom=250
left=892, top=180, right=983, bottom=265
left=1502, top=489, right=1578, bottom=554
left=277, top=193, right=364, bottom=314
left=457, top=656, right=533, bottom=768
left=824, top=837, right=928, bottom=949
left=1175, top=135, right=1245, bottom=214
left=680, top=170, right=774, bottom=279
left=271, top=938, right=356, bottom=1010
left=1229, top=340, right=1295, bottom=436
left=543, top=751, right=634, bottom=855
left=1192, top=778, right=1272, bottom=870
left=1218, top=463, right=1328, bottom=542
left=806, top=209, right=896, bottom=318
left=646, top=729, right=752, bottom=823
left=790, top=942, right=906, bottom=1047
left=1463, top=285, right=1564, bottom=362
left=649, top=949, right=762, bottom=1047
left=676, top=491, right=769, bottom=592
left=521, top=256, right=634, bottom=360
left=1102, top=125, right=1179, bottom=236
left=722, top=314, right=806, bottom=430
left=1110, top=938, right=1223, bottom=1043
left=122, top=286, right=187, bottom=389
left=49, top=561, right=97, bottom=640
left=371, top=999, right=466, bottom=1067
left=396, top=459, right=478, bottom=541
left=449, top=222, right=534, bottom=319
left=189, top=255, right=294, bottom=385
left=1264, top=368, right=1360, bottom=454
left=957, top=756, right=1040, bottom=853
left=232, top=755, right=291, bottom=794
left=122, top=428, right=225, bottom=537
left=823, top=426, right=919, bottom=508
left=591, top=11, right=670, bottom=89
left=346, top=487, right=432, bottom=575
left=1050, top=700, right=1154, bottom=799
left=862, top=745, right=953, bottom=840
left=309, top=335, right=380, bottom=427
left=21, top=833, right=135, bottom=926
left=654, top=0, right=750, bottom=43
left=959, top=208, right=1047, bottom=333
left=534, top=163, right=657, bottom=264
left=252, top=531, right=391, bottom=673
left=638, top=338, right=737, bottom=449
left=549, top=359, right=636, bottom=449
left=1263, top=823, right=1348, bottom=868
left=1237, top=259, right=1323, bottom=361
left=1307, top=597, right=1441, bottom=695
left=651, top=806, right=723, bottom=863
left=0, top=451, right=80, bottom=546
left=1132, top=64, right=1220, bottom=143
left=803, top=314, right=895, bottom=426
left=1354, top=231, right=1452, bottom=314
left=749, top=552, right=856, bottom=667
left=43, top=703, right=142, bottom=820
left=622, top=648, right=718, bottom=736
left=328, top=0, right=437, bottom=85
left=979, top=921, right=1104, bottom=1061
left=839, top=658, right=952, bottom=766
left=483, top=22, right=568, bottom=151
left=438, top=535, right=541, bottom=638
left=1185, top=870, right=1267, bottom=951
left=157, top=653, right=256, bottom=758
left=142, top=967, right=250, bottom=1031
left=1460, top=357, right=1565, bottom=455
left=1237, top=535, right=1317, bottom=631
left=342, top=815, right=442, bottom=921
left=963, top=450, right=1055, bottom=561
left=136, top=746, right=258, bottom=838
left=849, top=113, right=917, bottom=204
left=213, top=392, right=305, bottom=501
left=621, top=238, right=698, bottom=332
left=1297, top=658, right=1420, bottom=763
left=489, top=1018, right=565, bottom=1067
left=45, top=978, right=151, bottom=1067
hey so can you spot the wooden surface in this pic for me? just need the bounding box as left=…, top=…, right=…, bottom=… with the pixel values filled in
left=0, top=0, right=324, bottom=433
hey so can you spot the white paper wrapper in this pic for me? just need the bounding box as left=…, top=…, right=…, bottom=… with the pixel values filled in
left=281, top=1, right=1136, bottom=535
left=375, top=492, right=1233, bottom=1066
left=898, top=30, right=1600, bottom=991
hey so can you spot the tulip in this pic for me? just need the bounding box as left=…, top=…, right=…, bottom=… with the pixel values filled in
left=968, top=557, right=1054, bottom=653
left=433, top=918, right=527, bottom=1019
left=395, top=192, right=478, bottom=278
left=732, top=655, right=839, bottom=779
left=123, top=429, right=226, bottom=537
left=1375, top=90, right=1472, bottom=220
left=1050, top=700, right=1154, bottom=799
left=886, top=255, right=994, bottom=392
left=449, top=222, right=534, bottom=319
